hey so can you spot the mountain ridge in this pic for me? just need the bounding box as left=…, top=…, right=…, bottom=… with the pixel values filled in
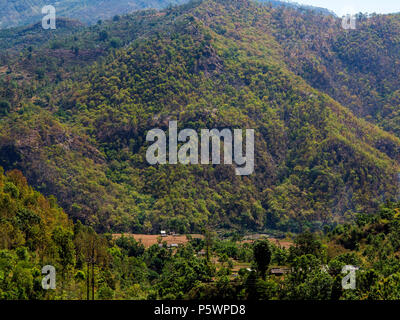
left=0, top=0, right=340, bottom=30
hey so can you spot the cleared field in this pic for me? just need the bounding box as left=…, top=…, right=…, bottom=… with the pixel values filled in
left=241, top=237, right=293, bottom=249
left=112, top=233, right=203, bottom=248
left=268, top=238, right=293, bottom=249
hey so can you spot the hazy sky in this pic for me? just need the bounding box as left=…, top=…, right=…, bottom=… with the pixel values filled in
left=292, top=0, right=400, bottom=16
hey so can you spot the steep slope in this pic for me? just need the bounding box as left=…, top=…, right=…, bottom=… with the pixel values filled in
left=0, top=166, right=71, bottom=255
left=0, top=0, right=399, bottom=233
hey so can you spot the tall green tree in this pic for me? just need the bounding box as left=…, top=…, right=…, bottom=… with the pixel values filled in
left=0, top=101, right=10, bottom=115
left=253, top=240, right=272, bottom=279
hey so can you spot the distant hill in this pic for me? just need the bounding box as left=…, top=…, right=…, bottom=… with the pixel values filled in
left=258, top=0, right=335, bottom=16
left=0, top=0, right=189, bottom=29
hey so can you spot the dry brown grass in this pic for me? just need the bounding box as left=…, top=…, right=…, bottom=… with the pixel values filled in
left=112, top=233, right=203, bottom=248
left=241, top=237, right=293, bottom=249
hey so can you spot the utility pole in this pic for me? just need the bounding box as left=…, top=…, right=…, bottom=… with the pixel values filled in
left=92, top=239, right=95, bottom=300
left=86, top=261, right=90, bottom=300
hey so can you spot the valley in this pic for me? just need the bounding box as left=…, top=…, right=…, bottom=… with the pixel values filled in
left=0, top=0, right=400, bottom=301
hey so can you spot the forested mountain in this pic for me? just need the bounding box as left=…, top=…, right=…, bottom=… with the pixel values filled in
left=0, top=0, right=400, bottom=235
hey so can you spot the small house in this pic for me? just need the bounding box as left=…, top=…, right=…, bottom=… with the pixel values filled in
left=270, top=268, right=291, bottom=275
